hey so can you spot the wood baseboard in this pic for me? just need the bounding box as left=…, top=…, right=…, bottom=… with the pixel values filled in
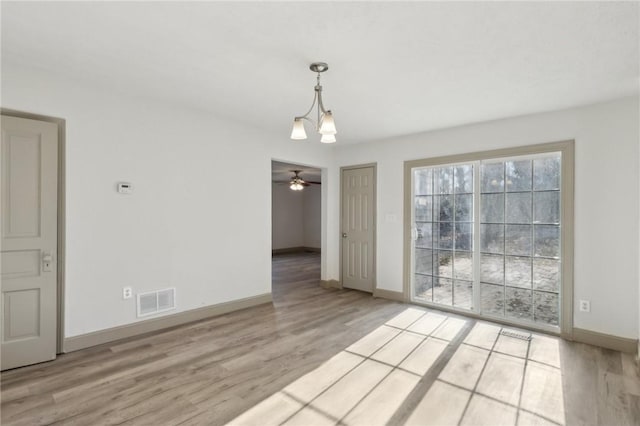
left=272, top=246, right=321, bottom=255
left=63, top=293, right=273, bottom=353
left=303, top=247, right=321, bottom=253
left=373, top=288, right=405, bottom=302
left=572, top=327, right=638, bottom=354
left=320, top=279, right=342, bottom=289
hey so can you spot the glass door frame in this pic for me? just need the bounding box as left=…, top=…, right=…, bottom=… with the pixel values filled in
left=403, top=141, right=575, bottom=337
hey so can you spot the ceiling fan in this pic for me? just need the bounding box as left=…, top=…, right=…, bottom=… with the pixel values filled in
left=274, top=170, right=321, bottom=191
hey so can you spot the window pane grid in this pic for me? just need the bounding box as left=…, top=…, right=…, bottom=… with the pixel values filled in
left=413, top=153, right=561, bottom=328
left=478, top=155, right=561, bottom=326
left=412, top=165, right=474, bottom=309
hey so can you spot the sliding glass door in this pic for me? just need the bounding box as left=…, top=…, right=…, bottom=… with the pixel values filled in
left=409, top=147, right=568, bottom=332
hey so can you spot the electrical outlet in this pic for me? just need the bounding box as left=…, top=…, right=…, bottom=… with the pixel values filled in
left=579, top=300, right=590, bottom=312
left=123, top=287, right=133, bottom=300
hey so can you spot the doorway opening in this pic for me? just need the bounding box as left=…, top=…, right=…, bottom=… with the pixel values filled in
left=271, top=160, right=322, bottom=300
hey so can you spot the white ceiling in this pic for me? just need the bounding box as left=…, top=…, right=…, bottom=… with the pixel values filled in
left=2, top=2, right=638, bottom=144
left=272, top=160, right=321, bottom=183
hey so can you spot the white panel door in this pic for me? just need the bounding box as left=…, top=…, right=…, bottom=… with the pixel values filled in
left=342, top=167, right=375, bottom=292
left=1, top=115, right=58, bottom=370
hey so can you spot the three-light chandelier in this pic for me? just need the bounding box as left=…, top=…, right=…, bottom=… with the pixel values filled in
left=290, top=62, right=337, bottom=144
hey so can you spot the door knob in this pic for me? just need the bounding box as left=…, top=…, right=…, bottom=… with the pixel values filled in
left=342, top=233, right=347, bottom=238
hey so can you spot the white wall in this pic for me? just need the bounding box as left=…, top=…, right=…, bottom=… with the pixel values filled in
left=303, top=184, right=322, bottom=248
left=271, top=183, right=304, bottom=249
left=3, top=62, right=637, bottom=342
left=2, top=63, right=335, bottom=338
left=328, top=97, right=640, bottom=339
left=271, top=182, right=321, bottom=250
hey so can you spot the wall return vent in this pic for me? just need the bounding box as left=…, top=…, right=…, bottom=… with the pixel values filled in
left=137, top=288, right=176, bottom=317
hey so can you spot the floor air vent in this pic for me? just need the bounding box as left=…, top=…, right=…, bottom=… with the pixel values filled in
left=137, top=288, right=176, bottom=317
left=499, top=329, right=532, bottom=341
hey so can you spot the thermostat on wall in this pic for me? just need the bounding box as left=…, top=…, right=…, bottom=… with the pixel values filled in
left=117, top=182, right=133, bottom=194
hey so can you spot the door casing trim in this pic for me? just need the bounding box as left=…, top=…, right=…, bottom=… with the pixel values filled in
left=1, top=108, right=66, bottom=354
left=340, top=163, right=377, bottom=293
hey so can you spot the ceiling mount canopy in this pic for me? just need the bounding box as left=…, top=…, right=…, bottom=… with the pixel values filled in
left=290, top=62, right=337, bottom=144
left=309, top=62, right=329, bottom=73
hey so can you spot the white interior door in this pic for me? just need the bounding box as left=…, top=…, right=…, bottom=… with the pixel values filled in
left=341, top=166, right=375, bottom=292
left=1, top=115, right=58, bottom=370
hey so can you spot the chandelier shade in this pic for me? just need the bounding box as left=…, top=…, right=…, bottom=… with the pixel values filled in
left=291, top=62, right=337, bottom=143
left=320, top=133, right=336, bottom=144
left=290, top=119, right=307, bottom=140
left=319, top=112, right=337, bottom=135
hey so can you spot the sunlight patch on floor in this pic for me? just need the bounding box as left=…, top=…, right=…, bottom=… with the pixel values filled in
left=429, top=323, right=565, bottom=425
left=227, top=308, right=565, bottom=426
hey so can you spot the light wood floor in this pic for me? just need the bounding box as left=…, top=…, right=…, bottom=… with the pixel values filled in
left=1, top=252, right=639, bottom=425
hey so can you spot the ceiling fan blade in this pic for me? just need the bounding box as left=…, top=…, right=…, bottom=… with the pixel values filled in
left=306, top=181, right=322, bottom=185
